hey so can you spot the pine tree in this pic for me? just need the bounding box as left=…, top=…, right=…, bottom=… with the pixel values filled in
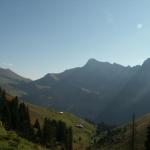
left=42, top=118, right=49, bottom=145
left=10, top=96, right=19, bottom=130
left=1, top=90, right=6, bottom=99
left=67, top=127, right=73, bottom=150
left=131, top=113, right=135, bottom=150
left=18, top=103, right=33, bottom=139
left=0, top=92, right=12, bottom=130
left=145, top=124, right=150, bottom=150
left=0, top=87, right=2, bottom=94
left=2, top=101, right=12, bottom=129
left=34, top=119, right=42, bottom=143
left=56, top=121, right=67, bottom=144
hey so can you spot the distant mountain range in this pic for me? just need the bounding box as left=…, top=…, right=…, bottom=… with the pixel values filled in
left=1, top=58, right=150, bottom=124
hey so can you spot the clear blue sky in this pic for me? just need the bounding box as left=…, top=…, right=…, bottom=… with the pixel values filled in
left=1, top=0, right=150, bottom=79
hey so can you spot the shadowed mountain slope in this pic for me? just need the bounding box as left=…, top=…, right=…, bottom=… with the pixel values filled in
left=1, top=59, right=150, bottom=124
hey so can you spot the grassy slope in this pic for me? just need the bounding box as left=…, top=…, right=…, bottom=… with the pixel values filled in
left=93, top=113, right=150, bottom=150
left=5, top=91, right=150, bottom=150
left=0, top=122, right=47, bottom=150
left=28, top=103, right=95, bottom=150
left=4, top=93, right=95, bottom=150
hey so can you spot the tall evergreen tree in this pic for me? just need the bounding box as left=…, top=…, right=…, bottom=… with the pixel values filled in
left=0, top=87, right=2, bottom=94
left=56, top=121, right=67, bottom=144
left=33, top=119, right=42, bottom=143
left=67, top=127, right=73, bottom=150
left=10, top=96, right=19, bottom=129
left=42, top=118, right=49, bottom=145
left=1, top=90, right=6, bottom=100
left=145, top=124, right=150, bottom=150
left=0, top=92, right=12, bottom=130
left=131, top=113, right=135, bottom=150
left=18, top=103, right=33, bottom=139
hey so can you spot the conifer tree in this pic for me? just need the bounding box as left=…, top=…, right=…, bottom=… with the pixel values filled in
left=18, top=103, right=33, bottom=139
left=145, top=124, right=150, bottom=150
left=0, top=87, right=2, bottom=94
left=42, top=118, right=49, bottom=145
left=0, top=92, right=12, bottom=130
left=1, top=90, right=6, bottom=99
left=34, top=119, right=42, bottom=143
left=56, top=121, right=67, bottom=144
left=131, top=113, right=135, bottom=150
left=67, top=127, right=73, bottom=150
left=10, top=96, right=19, bottom=129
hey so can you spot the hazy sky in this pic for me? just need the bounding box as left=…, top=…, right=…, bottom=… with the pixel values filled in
left=1, top=0, right=150, bottom=79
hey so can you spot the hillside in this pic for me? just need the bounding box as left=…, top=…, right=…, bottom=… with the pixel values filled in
left=0, top=68, right=30, bottom=84
left=28, top=103, right=95, bottom=149
left=100, top=58, right=150, bottom=123
left=0, top=68, right=31, bottom=96
left=0, top=121, right=47, bottom=150
left=91, top=112, right=150, bottom=150
left=1, top=91, right=95, bottom=150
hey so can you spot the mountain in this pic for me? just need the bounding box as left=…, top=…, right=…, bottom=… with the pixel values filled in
left=100, top=58, right=150, bottom=123
left=0, top=68, right=31, bottom=96
left=0, top=68, right=31, bottom=84
left=1, top=58, right=150, bottom=124
left=21, top=58, right=138, bottom=122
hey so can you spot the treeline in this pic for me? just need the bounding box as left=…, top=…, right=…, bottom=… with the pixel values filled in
left=96, top=122, right=116, bottom=136
left=92, top=115, right=150, bottom=150
left=0, top=88, right=73, bottom=150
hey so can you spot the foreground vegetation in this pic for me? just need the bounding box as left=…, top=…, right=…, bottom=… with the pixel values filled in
left=0, top=88, right=95, bottom=150
left=90, top=114, right=150, bottom=150
left=4, top=86, right=150, bottom=150
left=0, top=89, right=73, bottom=149
left=0, top=121, right=47, bottom=150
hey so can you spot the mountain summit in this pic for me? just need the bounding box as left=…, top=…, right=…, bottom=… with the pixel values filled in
left=142, top=58, right=150, bottom=69
left=86, top=58, right=100, bottom=65
left=85, top=58, right=111, bottom=67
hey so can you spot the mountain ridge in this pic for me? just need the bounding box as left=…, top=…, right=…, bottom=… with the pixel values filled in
left=0, top=58, right=150, bottom=124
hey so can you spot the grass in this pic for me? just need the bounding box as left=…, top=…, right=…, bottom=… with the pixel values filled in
left=28, top=103, right=95, bottom=150
left=0, top=122, right=47, bottom=150
left=92, top=113, right=150, bottom=150
left=1, top=91, right=95, bottom=150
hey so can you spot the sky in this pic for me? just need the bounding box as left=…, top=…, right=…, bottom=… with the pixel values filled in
left=1, top=0, right=150, bottom=79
